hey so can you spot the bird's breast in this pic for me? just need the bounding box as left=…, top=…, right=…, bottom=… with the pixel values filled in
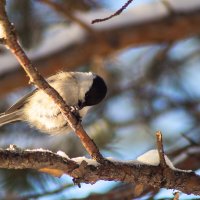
left=23, top=90, right=90, bottom=134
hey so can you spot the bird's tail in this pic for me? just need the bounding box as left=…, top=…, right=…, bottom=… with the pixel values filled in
left=0, top=111, right=22, bottom=127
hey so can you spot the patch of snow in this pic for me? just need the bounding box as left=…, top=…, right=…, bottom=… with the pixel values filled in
left=137, top=149, right=192, bottom=172
left=106, top=157, right=141, bottom=165
left=71, top=156, right=99, bottom=167
left=106, top=157, right=120, bottom=162
left=137, top=149, right=173, bottom=168
left=137, top=149, right=158, bottom=166
left=7, top=144, right=21, bottom=151
left=57, top=150, right=69, bottom=159
left=25, top=148, right=53, bottom=153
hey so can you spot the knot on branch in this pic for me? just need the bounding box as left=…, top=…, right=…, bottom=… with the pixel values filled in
left=71, top=160, right=88, bottom=178
left=71, top=160, right=90, bottom=187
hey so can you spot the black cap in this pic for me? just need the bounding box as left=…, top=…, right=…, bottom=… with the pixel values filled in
left=82, top=75, right=107, bottom=107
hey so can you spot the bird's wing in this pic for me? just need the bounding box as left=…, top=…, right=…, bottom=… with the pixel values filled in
left=5, top=89, right=38, bottom=114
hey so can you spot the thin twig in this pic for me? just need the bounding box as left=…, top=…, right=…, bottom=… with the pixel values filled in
left=0, top=0, right=104, bottom=163
left=37, top=0, right=95, bottom=34
left=173, top=192, right=180, bottom=200
left=92, top=0, right=134, bottom=24
left=156, top=131, right=167, bottom=167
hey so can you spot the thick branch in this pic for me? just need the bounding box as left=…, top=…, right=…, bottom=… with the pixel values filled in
left=0, top=0, right=103, bottom=163
left=0, top=147, right=199, bottom=196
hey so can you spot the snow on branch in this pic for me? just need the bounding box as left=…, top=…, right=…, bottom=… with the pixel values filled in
left=0, top=141, right=199, bottom=196
left=0, top=132, right=198, bottom=195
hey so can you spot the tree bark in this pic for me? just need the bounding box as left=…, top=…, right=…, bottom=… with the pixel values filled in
left=0, top=147, right=199, bottom=196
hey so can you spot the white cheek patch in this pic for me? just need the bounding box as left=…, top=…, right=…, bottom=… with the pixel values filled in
left=73, top=72, right=95, bottom=102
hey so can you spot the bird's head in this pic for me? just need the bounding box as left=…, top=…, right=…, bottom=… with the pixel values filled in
left=75, top=72, right=107, bottom=109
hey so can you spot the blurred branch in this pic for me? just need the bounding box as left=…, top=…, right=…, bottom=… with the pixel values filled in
left=0, top=0, right=104, bottom=163
left=13, top=183, right=74, bottom=200
left=92, top=0, right=134, bottom=24
left=181, top=133, right=199, bottom=146
left=0, top=143, right=199, bottom=196
left=0, top=8, right=200, bottom=96
left=37, top=0, right=95, bottom=34
left=69, top=184, right=155, bottom=200
left=171, top=146, right=200, bottom=170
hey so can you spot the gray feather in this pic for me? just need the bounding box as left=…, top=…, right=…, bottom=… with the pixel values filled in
left=0, top=90, right=37, bottom=127
left=5, top=89, right=37, bottom=114
left=0, top=111, right=22, bottom=126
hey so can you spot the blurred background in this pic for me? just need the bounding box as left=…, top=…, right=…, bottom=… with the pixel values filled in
left=0, top=0, right=200, bottom=199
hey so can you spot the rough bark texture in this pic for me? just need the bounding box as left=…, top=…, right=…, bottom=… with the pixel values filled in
left=0, top=147, right=199, bottom=196
left=0, top=9, right=200, bottom=96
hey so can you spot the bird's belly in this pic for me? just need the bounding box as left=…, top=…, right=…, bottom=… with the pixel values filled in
left=24, top=101, right=69, bottom=134
left=23, top=91, right=89, bottom=134
left=36, top=112, right=67, bottom=133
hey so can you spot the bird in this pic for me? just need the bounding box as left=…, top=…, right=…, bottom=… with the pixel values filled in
left=0, top=71, right=107, bottom=134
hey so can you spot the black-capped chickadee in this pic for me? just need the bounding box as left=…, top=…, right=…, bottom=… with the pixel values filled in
left=0, top=71, right=107, bottom=134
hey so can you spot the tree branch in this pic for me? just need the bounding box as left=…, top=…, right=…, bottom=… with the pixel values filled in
left=92, top=0, right=134, bottom=24
left=0, top=0, right=104, bottom=163
left=0, top=146, right=199, bottom=196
